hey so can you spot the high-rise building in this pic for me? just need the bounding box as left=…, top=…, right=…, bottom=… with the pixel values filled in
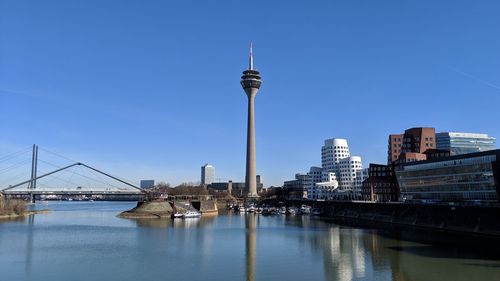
left=240, top=43, right=262, bottom=198
left=201, top=164, right=215, bottom=186
left=436, top=132, right=496, bottom=155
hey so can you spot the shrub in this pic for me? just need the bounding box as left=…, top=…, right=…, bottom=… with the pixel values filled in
left=0, top=198, right=27, bottom=215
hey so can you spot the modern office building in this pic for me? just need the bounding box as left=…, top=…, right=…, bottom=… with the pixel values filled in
left=388, top=134, right=403, bottom=163
left=309, top=138, right=363, bottom=200
left=436, top=132, right=496, bottom=155
left=396, top=149, right=500, bottom=202
left=388, top=127, right=436, bottom=164
left=140, top=180, right=155, bottom=189
left=307, top=166, right=324, bottom=199
left=339, top=156, right=364, bottom=195
left=402, top=127, right=436, bottom=153
left=321, top=138, right=350, bottom=172
left=361, top=164, right=399, bottom=202
left=283, top=173, right=309, bottom=199
left=201, top=164, right=215, bottom=186
left=208, top=175, right=263, bottom=196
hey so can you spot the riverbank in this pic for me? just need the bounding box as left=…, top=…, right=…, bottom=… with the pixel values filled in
left=0, top=198, right=28, bottom=219
left=0, top=209, right=50, bottom=219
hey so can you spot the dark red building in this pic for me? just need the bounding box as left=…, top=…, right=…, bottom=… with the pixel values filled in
left=361, top=163, right=399, bottom=202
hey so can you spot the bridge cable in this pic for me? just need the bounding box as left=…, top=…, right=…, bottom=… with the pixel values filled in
left=0, top=146, right=31, bottom=163
left=38, top=146, right=141, bottom=187
left=37, top=159, right=122, bottom=189
left=0, top=158, right=32, bottom=174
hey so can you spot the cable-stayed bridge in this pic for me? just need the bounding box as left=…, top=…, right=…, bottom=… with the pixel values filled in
left=0, top=145, right=146, bottom=202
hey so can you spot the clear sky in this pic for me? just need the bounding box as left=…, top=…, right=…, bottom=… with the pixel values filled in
left=1, top=0, right=500, bottom=186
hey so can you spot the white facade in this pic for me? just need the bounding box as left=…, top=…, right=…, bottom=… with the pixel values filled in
left=321, top=138, right=350, bottom=172
left=201, top=164, right=215, bottom=186
left=307, top=166, right=323, bottom=199
left=339, top=156, right=363, bottom=196
left=309, top=138, right=364, bottom=200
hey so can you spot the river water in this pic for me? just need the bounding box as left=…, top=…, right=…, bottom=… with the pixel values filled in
left=0, top=201, right=499, bottom=281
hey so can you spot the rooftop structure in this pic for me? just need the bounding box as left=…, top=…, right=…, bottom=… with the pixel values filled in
left=436, top=132, right=496, bottom=155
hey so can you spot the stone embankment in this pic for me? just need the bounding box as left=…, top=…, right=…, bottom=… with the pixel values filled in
left=119, top=201, right=174, bottom=218
left=119, top=197, right=220, bottom=218
left=281, top=199, right=500, bottom=237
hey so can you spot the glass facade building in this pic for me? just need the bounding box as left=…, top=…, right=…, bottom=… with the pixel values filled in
left=436, top=132, right=496, bottom=156
left=396, top=150, right=500, bottom=202
left=201, top=164, right=215, bottom=185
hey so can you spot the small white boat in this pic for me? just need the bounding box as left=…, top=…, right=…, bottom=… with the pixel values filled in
left=279, top=207, right=287, bottom=215
left=171, top=213, right=184, bottom=219
left=183, top=210, right=201, bottom=218
left=247, top=206, right=255, bottom=213
left=239, top=206, right=246, bottom=212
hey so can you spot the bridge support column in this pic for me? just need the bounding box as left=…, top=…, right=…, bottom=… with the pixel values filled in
left=29, top=145, right=38, bottom=204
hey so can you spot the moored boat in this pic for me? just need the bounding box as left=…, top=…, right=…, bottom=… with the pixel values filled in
left=171, top=213, right=184, bottom=219
left=183, top=210, right=201, bottom=218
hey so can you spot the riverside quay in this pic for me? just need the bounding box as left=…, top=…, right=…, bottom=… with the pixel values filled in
left=396, top=149, right=500, bottom=202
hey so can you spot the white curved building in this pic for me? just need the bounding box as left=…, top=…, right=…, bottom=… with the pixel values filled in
left=309, top=138, right=364, bottom=200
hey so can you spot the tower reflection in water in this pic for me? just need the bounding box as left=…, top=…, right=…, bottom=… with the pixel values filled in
left=245, top=214, right=257, bottom=281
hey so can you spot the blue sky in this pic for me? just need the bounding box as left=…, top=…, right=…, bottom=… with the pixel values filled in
left=1, top=0, right=500, bottom=186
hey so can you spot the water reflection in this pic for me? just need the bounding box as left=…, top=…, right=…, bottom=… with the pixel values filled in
left=130, top=215, right=217, bottom=229
left=245, top=214, right=257, bottom=281
left=25, top=215, right=35, bottom=278
left=286, top=216, right=500, bottom=281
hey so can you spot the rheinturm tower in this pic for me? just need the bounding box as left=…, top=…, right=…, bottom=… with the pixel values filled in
left=240, top=43, right=262, bottom=197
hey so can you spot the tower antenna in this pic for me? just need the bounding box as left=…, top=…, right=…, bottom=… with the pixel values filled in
left=249, top=42, right=254, bottom=70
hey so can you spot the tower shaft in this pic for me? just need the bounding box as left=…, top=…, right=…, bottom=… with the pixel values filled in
left=246, top=91, right=257, bottom=197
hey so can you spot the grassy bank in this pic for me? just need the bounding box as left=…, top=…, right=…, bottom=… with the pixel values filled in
left=0, top=198, right=27, bottom=218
